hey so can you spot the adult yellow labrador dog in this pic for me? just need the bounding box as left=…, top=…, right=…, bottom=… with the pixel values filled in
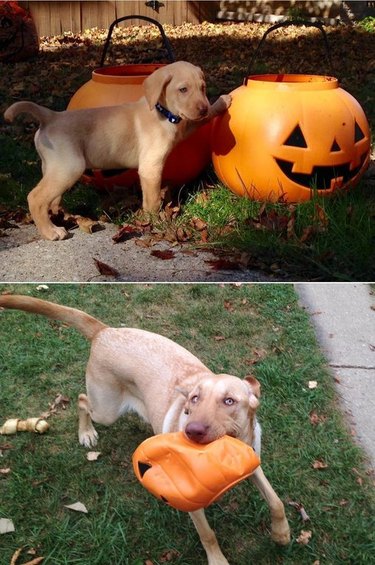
left=0, top=294, right=290, bottom=565
left=4, top=61, right=231, bottom=241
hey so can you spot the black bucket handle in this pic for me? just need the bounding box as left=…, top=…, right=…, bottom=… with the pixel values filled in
left=246, top=20, right=333, bottom=83
left=100, top=15, right=175, bottom=67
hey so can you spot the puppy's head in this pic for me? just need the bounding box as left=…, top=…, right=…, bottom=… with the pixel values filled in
left=143, top=61, right=209, bottom=122
left=182, top=375, right=260, bottom=445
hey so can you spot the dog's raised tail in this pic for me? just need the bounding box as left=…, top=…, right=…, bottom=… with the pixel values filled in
left=0, top=295, right=107, bottom=341
left=4, top=101, right=54, bottom=125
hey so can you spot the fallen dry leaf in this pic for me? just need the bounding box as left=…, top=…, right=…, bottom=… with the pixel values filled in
left=75, top=216, right=102, bottom=234
left=112, top=223, right=142, bottom=243
left=312, top=459, right=328, bottom=470
left=64, top=502, right=88, bottom=513
left=288, top=501, right=310, bottom=522
left=296, top=529, right=312, bottom=545
left=151, top=249, right=175, bottom=260
left=135, top=237, right=153, bottom=248
left=0, top=517, right=15, bottom=534
left=309, top=411, right=327, bottom=426
left=190, top=217, right=207, bottom=231
left=160, top=549, right=180, bottom=562
left=0, top=467, right=11, bottom=475
left=93, top=258, right=120, bottom=277
left=206, top=259, right=241, bottom=271
left=175, top=226, right=192, bottom=242
left=314, top=204, right=329, bottom=229
left=246, top=347, right=268, bottom=365
left=41, top=393, right=70, bottom=419
left=224, top=300, right=234, bottom=312
left=87, top=451, right=101, bottom=461
left=162, top=203, right=180, bottom=221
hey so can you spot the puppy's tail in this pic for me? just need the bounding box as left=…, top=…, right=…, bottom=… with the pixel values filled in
left=0, top=295, right=107, bottom=341
left=4, top=101, right=54, bottom=126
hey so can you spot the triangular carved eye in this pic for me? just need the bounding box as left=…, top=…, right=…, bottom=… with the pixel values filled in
left=138, top=462, right=152, bottom=478
left=354, top=121, right=365, bottom=142
left=283, top=125, right=307, bottom=148
left=330, top=139, right=341, bottom=152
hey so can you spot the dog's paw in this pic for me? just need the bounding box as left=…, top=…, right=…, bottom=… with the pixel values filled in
left=207, top=555, right=230, bottom=565
left=271, top=520, right=291, bottom=545
left=220, top=94, right=232, bottom=110
left=79, top=428, right=99, bottom=448
left=42, top=225, right=69, bottom=241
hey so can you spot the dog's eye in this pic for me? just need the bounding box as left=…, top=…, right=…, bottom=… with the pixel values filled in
left=179, top=87, right=188, bottom=94
left=223, top=397, right=235, bottom=406
left=190, top=395, right=199, bottom=404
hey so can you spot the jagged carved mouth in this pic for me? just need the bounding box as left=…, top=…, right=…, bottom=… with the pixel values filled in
left=275, top=154, right=367, bottom=191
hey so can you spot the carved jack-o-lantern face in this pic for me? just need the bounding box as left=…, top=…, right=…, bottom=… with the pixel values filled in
left=274, top=119, right=368, bottom=191
left=212, top=75, right=371, bottom=202
left=132, top=432, right=260, bottom=512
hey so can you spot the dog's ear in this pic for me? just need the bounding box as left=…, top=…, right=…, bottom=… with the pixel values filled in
left=243, top=375, right=261, bottom=409
left=244, top=375, right=261, bottom=398
left=143, top=67, right=173, bottom=110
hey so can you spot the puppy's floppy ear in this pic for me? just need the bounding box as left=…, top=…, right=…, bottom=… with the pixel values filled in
left=143, top=66, right=173, bottom=110
left=243, top=375, right=261, bottom=409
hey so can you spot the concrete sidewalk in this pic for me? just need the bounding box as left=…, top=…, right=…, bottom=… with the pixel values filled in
left=296, top=283, right=375, bottom=470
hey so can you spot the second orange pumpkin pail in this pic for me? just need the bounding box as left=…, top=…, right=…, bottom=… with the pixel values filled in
left=211, top=73, right=371, bottom=202
left=68, top=63, right=212, bottom=191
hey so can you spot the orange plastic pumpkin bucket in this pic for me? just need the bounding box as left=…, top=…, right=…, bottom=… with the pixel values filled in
left=211, top=21, right=371, bottom=202
left=133, top=432, right=260, bottom=512
left=67, top=16, right=211, bottom=191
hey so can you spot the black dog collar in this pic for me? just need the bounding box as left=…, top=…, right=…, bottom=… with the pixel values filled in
left=155, top=102, right=182, bottom=124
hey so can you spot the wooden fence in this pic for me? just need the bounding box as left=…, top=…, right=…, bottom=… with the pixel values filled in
left=19, top=1, right=372, bottom=36
left=18, top=1, right=220, bottom=36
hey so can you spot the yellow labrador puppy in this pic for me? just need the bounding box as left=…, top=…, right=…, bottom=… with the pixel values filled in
left=4, top=61, right=231, bottom=241
left=0, top=294, right=290, bottom=565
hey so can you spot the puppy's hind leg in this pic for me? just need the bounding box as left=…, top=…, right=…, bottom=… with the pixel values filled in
left=78, top=393, right=99, bottom=448
left=29, top=145, right=85, bottom=240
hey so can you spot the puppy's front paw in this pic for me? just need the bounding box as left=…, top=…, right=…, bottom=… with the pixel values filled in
left=79, top=428, right=99, bottom=448
left=271, top=520, right=291, bottom=545
left=220, top=94, right=232, bottom=110
left=41, top=225, right=69, bottom=241
left=51, top=226, right=69, bottom=241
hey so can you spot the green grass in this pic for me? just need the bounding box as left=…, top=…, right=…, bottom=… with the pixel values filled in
left=179, top=182, right=375, bottom=281
left=358, top=17, right=375, bottom=33
left=0, top=284, right=374, bottom=564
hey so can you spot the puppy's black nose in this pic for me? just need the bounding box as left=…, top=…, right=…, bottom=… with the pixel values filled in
left=185, top=421, right=209, bottom=443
